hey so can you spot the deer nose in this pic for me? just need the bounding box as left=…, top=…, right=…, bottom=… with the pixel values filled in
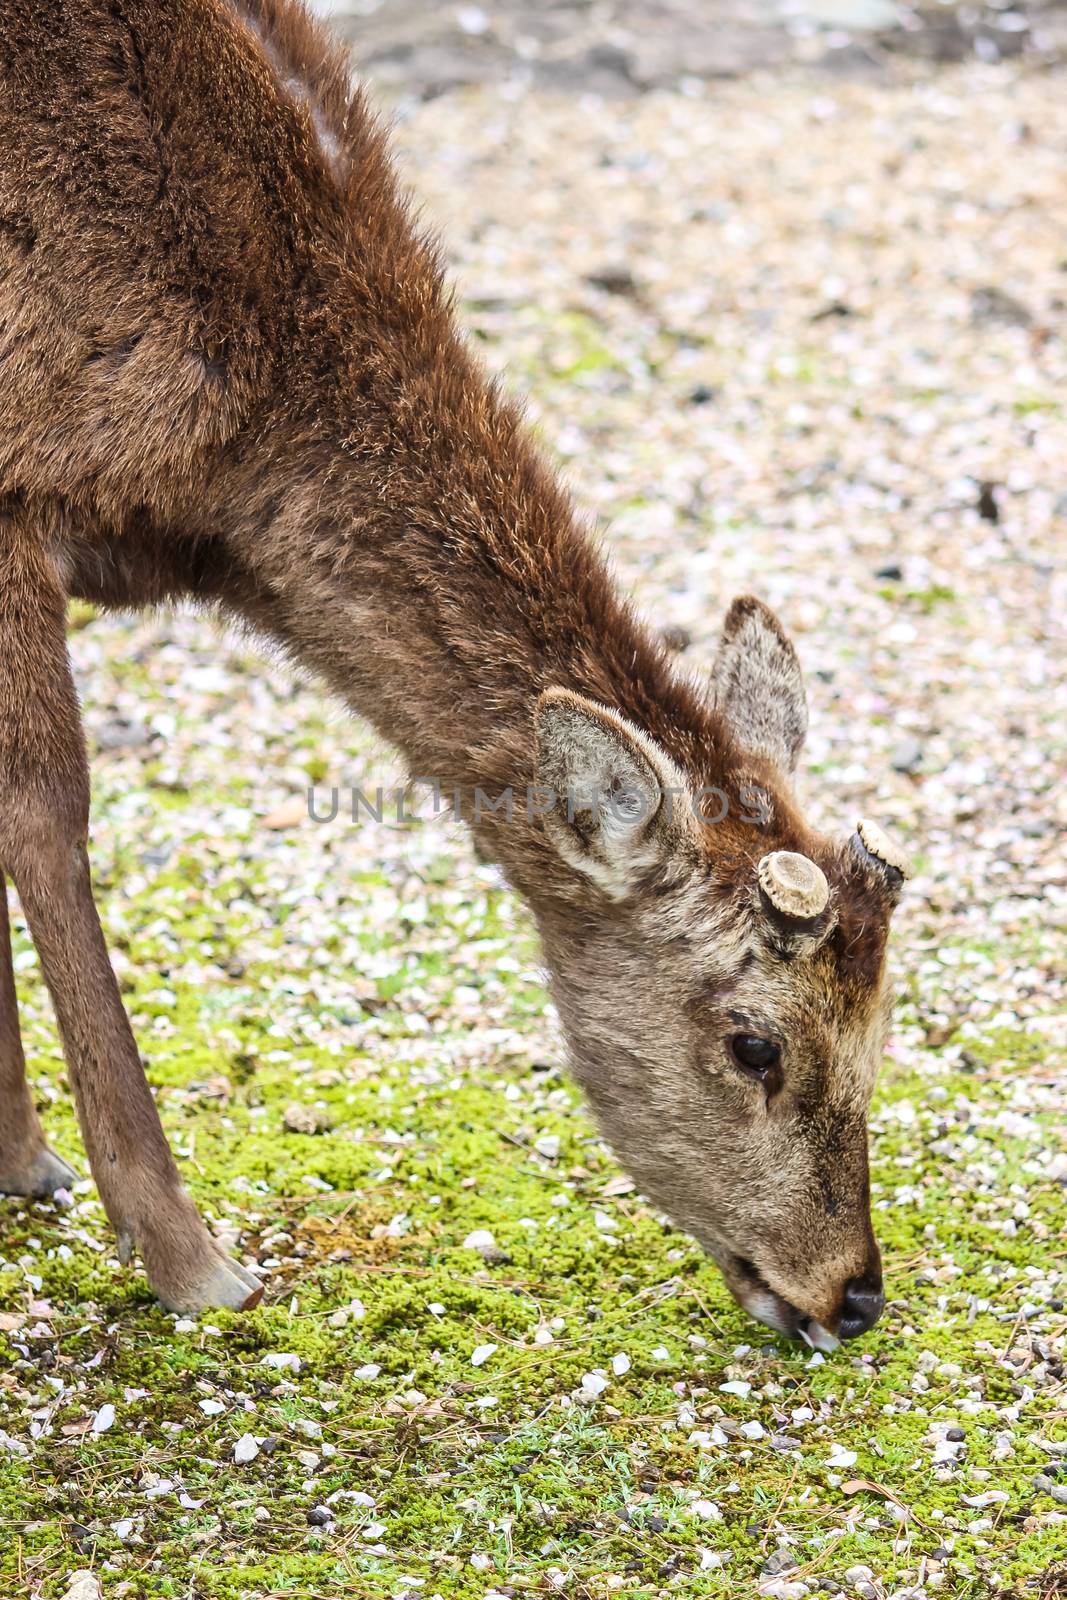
left=837, top=1274, right=885, bottom=1340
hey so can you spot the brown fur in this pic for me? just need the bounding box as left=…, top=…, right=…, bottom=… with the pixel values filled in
left=0, top=0, right=902, bottom=1332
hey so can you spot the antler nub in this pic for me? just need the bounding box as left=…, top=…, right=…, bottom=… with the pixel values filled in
left=757, top=851, right=830, bottom=922
left=855, top=817, right=912, bottom=880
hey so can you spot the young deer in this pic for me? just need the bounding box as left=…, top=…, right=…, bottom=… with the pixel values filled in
left=0, top=0, right=911, bottom=1343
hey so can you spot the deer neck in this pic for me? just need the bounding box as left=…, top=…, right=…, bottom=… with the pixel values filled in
left=224, top=360, right=717, bottom=899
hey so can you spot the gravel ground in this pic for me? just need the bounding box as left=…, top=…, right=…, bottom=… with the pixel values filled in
left=1, top=33, right=1066, bottom=1600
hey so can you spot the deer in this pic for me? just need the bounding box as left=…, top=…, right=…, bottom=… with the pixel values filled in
left=0, top=0, right=912, bottom=1346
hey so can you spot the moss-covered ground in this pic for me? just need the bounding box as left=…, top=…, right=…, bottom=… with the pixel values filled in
left=1, top=658, right=1063, bottom=1597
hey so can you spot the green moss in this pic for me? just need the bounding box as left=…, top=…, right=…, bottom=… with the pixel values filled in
left=2, top=595, right=1062, bottom=1599
left=1012, top=394, right=1060, bottom=416
left=3, top=891, right=1064, bottom=1598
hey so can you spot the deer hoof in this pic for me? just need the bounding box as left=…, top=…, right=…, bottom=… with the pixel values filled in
left=161, top=1252, right=264, bottom=1315
left=120, top=1188, right=264, bottom=1313
left=0, top=1144, right=78, bottom=1199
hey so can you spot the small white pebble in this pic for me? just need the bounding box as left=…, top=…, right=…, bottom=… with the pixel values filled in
left=740, top=1420, right=765, bottom=1440
left=691, top=1498, right=722, bottom=1521
left=463, top=1229, right=495, bottom=1251
left=828, top=1445, right=858, bottom=1469
left=456, top=5, right=490, bottom=36
left=233, top=1433, right=260, bottom=1464
left=261, top=1352, right=301, bottom=1373
left=58, top=1574, right=104, bottom=1600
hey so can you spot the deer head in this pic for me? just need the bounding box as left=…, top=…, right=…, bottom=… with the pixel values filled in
left=533, top=597, right=908, bottom=1348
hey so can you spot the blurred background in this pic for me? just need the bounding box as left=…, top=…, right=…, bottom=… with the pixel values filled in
left=310, top=0, right=1067, bottom=97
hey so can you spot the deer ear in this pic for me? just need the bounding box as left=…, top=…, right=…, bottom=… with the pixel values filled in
left=534, top=689, right=688, bottom=898
left=710, top=596, right=808, bottom=775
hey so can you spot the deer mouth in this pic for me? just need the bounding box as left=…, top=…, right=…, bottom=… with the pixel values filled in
left=729, top=1256, right=840, bottom=1353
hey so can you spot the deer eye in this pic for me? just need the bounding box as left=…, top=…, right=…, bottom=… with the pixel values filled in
left=729, top=1034, right=781, bottom=1080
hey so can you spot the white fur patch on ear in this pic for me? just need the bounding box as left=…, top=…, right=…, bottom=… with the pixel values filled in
left=534, top=689, right=691, bottom=898
left=710, top=595, right=808, bottom=775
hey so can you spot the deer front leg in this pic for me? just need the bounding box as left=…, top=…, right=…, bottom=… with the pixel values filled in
left=0, top=870, right=78, bottom=1196
left=0, top=525, right=261, bottom=1313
